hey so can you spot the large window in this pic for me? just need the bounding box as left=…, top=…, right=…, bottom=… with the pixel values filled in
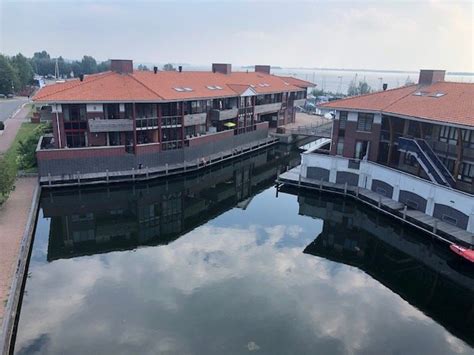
left=339, top=111, right=348, bottom=130
left=439, top=126, right=458, bottom=145
left=354, top=140, right=369, bottom=160
left=66, top=132, right=86, bottom=148
left=336, top=137, right=344, bottom=155
left=461, top=129, right=474, bottom=148
left=357, top=113, right=373, bottom=132
left=458, top=162, right=474, bottom=183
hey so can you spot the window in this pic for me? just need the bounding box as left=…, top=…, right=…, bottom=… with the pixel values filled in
left=439, top=126, right=458, bottom=145
left=461, top=129, right=474, bottom=148
left=357, top=113, right=373, bottom=132
left=66, top=132, right=86, bottom=148
left=336, top=137, right=344, bottom=155
left=354, top=140, right=369, bottom=160
left=458, top=162, right=474, bottom=183
left=339, top=111, right=348, bottom=130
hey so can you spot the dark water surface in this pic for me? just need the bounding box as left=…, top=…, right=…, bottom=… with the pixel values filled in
left=14, top=148, right=474, bottom=354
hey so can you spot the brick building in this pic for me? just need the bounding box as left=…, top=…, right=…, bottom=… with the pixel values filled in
left=320, top=70, right=474, bottom=194
left=33, top=60, right=312, bottom=184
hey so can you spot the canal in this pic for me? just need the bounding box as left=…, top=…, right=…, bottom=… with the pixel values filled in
left=13, top=147, right=474, bottom=354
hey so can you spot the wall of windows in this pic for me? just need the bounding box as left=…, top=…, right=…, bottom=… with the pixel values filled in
left=439, top=126, right=458, bottom=145
left=458, top=162, right=474, bottom=183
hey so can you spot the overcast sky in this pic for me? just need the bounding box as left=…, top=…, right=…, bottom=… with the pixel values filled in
left=0, top=0, right=472, bottom=72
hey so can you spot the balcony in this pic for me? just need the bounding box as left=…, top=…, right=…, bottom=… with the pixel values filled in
left=254, top=102, right=282, bottom=115
left=184, top=112, right=207, bottom=126
left=293, top=98, right=306, bottom=107
left=211, top=108, right=238, bottom=121
left=136, top=117, right=159, bottom=130
left=88, top=119, right=133, bottom=133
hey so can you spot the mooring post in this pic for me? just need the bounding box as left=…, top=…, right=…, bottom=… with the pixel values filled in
left=319, top=179, right=323, bottom=190
left=146, top=166, right=149, bottom=179
left=433, top=220, right=438, bottom=234
left=165, top=163, right=168, bottom=175
left=356, top=185, right=359, bottom=197
left=132, top=167, right=135, bottom=182
left=403, top=205, right=407, bottom=220
left=77, top=171, right=80, bottom=186
left=48, top=173, right=51, bottom=187
left=378, top=195, right=382, bottom=208
left=106, top=169, right=109, bottom=184
left=344, top=182, right=348, bottom=195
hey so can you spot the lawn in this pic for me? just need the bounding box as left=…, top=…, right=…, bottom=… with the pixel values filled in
left=0, top=123, right=42, bottom=204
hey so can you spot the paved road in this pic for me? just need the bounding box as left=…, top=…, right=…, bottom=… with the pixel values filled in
left=0, top=97, right=30, bottom=122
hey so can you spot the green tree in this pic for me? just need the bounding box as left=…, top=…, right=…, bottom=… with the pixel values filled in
left=347, top=78, right=372, bottom=96
left=162, top=63, right=175, bottom=71
left=31, top=50, right=54, bottom=76
left=0, top=55, right=19, bottom=94
left=11, top=53, right=34, bottom=90
left=137, top=64, right=149, bottom=71
left=97, top=60, right=110, bottom=73
left=0, top=156, right=14, bottom=200
left=81, top=55, right=97, bottom=74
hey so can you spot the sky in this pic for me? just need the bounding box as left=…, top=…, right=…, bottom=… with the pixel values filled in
left=0, top=0, right=472, bottom=72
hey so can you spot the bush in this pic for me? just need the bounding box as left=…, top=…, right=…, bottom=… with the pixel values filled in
left=16, top=124, right=47, bottom=170
left=0, top=156, right=15, bottom=203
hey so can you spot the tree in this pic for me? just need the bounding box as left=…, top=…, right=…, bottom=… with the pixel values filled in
left=162, top=63, right=175, bottom=71
left=31, top=50, right=54, bottom=76
left=0, top=55, right=18, bottom=94
left=81, top=55, right=97, bottom=74
left=10, top=53, right=34, bottom=90
left=97, top=60, right=110, bottom=73
left=347, top=78, right=372, bottom=96
left=137, top=64, right=149, bottom=71
left=0, top=156, right=14, bottom=200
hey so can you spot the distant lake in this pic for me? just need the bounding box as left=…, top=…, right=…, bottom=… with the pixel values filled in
left=182, top=65, right=473, bottom=94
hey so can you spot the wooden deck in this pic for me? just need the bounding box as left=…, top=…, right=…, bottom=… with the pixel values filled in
left=277, top=166, right=474, bottom=248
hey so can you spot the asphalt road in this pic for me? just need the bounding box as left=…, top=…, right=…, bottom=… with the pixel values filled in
left=0, top=97, right=30, bottom=122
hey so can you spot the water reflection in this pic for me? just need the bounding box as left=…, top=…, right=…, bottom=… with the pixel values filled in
left=14, top=148, right=474, bottom=355
left=295, top=191, right=474, bottom=347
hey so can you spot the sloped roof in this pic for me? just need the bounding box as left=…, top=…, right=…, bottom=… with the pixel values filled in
left=33, top=70, right=307, bottom=103
left=320, top=82, right=474, bottom=127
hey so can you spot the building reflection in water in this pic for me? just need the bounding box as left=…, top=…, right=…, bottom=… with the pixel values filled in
left=42, top=147, right=300, bottom=261
left=294, top=191, right=474, bottom=347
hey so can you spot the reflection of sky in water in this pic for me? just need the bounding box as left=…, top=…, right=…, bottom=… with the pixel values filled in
left=15, top=188, right=472, bottom=355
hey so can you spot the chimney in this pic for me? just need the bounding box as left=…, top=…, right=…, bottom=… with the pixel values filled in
left=79, top=74, right=84, bottom=82
left=255, top=65, right=271, bottom=74
left=110, top=59, right=133, bottom=74
left=382, top=83, right=388, bottom=91
left=178, top=65, right=183, bottom=73
left=153, top=66, right=158, bottom=74
left=418, top=70, right=445, bottom=85
left=212, top=63, right=232, bottom=75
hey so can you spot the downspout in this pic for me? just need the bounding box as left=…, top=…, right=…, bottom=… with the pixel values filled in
left=55, top=104, right=62, bottom=148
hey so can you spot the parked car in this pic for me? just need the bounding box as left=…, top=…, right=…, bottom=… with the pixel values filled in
left=0, top=94, right=5, bottom=99
left=7, top=94, right=14, bottom=99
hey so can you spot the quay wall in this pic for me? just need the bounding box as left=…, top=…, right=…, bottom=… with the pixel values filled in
left=301, top=153, right=474, bottom=233
left=37, top=122, right=269, bottom=178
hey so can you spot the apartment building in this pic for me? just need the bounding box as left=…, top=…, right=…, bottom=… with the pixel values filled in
left=33, top=60, right=311, bottom=184
left=320, top=70, right=474, bottom=194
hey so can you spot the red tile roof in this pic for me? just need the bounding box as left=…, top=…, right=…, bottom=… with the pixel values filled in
left=33, top=70, right=308, bottom=103
left=320, top=82, right=474, bottom=128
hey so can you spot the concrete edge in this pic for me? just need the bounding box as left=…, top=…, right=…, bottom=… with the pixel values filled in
left=0, top=181, right=41, bottom=355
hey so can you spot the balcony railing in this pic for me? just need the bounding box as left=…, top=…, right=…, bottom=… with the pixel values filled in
left=211, top=108, right=238, bottom=121
left=184, top=112, right=207, bottom=126
left=88, top=118, right=133, bottom=133
left=136, top=117, right=159, bottom=130
left=293, top=98, right=306, bottom=107
left=254, top=102, right=282, bottom=115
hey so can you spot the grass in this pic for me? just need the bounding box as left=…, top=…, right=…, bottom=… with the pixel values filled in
left=0, top=123, right=41, bottom=205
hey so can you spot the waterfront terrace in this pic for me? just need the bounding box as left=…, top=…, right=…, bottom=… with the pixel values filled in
left=32, top=60, right=312, bottom=186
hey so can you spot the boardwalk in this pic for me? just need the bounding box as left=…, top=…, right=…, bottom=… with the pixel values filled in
left=277, top=166, right=474, bottom=247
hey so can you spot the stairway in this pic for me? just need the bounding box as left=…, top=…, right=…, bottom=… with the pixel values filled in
left=397, top=137, right=456, bottom=188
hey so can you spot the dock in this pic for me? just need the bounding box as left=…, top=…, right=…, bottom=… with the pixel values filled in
left=276, top=166, right=474, bottom=248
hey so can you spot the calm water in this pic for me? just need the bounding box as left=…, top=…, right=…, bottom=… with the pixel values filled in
left=14, top=148, right=474, bottom=354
